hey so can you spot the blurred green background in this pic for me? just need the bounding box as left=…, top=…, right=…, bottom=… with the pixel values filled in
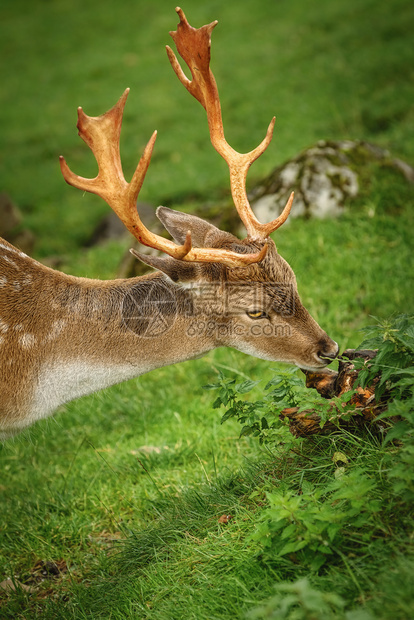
left=1, top=0, right=413, bottom=256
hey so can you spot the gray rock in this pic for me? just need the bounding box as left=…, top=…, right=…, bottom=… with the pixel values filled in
left=249, top=140, right=414, bottom=224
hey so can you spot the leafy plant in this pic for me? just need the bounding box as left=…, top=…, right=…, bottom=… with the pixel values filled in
left=204, top=367, right=357, bottom=446
left=212, top=314, right=414, bottom=454
left=246, top=578, right=347, bottom=620
left=251, top=467, right=381, bottom=572
left=209, top=315, right=414, bottom=578
left=354, top=314, right=414, bottom=501
left=204, top=369, right=295, bottom=445
left=354, top=313, right=414, bottom=401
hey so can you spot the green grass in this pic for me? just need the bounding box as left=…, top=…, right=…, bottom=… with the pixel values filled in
left=1, top=0, right=414, bottom=617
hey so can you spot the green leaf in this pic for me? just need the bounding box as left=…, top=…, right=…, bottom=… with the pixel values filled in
left=202, top=382, right=220, bottom=390
left=235, top=379, right=261, bottom=394
left=382, top=420, right=411, bottom=445
left=239, top=425, right=254, bottom=438
left=278, top=539, right=308, bottom=556
left=220, top=407, right=237, bottom=424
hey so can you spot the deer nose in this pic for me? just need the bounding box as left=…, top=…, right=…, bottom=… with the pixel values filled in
left=317, top=339, right=339, bottom=364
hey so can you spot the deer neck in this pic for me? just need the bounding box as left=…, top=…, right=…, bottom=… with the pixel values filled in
left=0, top=254, right=215, bottom=434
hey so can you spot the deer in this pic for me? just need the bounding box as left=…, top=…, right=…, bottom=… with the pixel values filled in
left=0, top=8, right=338, bottom=439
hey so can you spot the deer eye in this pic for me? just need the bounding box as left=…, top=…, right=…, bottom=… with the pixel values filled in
left=247, top=310, right=269, bottom=319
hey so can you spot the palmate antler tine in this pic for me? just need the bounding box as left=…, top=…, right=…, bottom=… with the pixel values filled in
left=59, top=89, right=179, bottom=253
left=167, top=7, right=293, bottom=241
left=59, top=89, right=267, bottom=267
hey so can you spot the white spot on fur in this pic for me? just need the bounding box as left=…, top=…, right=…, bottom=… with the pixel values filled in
left=0, top=335, right=4, bottom=346
left=0, top=319, right=9, bottom=333
left=2, top=255, right=19, bottom=268
left=47, top=319, right=66, bottom=341
left=0, top=276, right=7, bottom=287
left=13, top=281, right=22, bottom=291
left=92, top=299, right=103, bottom=313
left=19, top=333, right=36, bottom=348
left=0, top=243, right=27, bottom=257
left=14, top=323, right=24, bottom=331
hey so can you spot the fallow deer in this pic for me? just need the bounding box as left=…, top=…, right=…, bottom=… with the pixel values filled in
left=0, top=8, right=338, bottom=439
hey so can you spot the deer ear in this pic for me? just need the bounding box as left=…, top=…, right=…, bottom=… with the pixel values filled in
left=156, top=206, right=235, bottom=247
left=130, top=249, right=198, bottom=283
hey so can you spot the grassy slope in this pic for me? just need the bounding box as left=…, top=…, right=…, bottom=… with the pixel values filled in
left=0, top=0, right=414, bottom=617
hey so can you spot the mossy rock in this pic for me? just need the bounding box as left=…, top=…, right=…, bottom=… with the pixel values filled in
left=249, top=140, right=414, bottom=223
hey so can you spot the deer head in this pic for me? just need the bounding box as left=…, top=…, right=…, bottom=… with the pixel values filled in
left=59, top=7, right=338, bottom=369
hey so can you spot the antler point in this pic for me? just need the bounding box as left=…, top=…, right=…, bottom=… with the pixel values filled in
left=256, top=242, right=268, bottom=263
left=183, top=230, right=192, bottom=255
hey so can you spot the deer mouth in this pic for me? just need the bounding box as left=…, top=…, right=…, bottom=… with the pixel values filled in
left=297, top=349, right=339, bottom=372
left=298, top=362, right=331, bottom=372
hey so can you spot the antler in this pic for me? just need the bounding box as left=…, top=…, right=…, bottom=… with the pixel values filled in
left=167, top=7, right=293, bottom=241
left=59, top=90, right=266, bottom=267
